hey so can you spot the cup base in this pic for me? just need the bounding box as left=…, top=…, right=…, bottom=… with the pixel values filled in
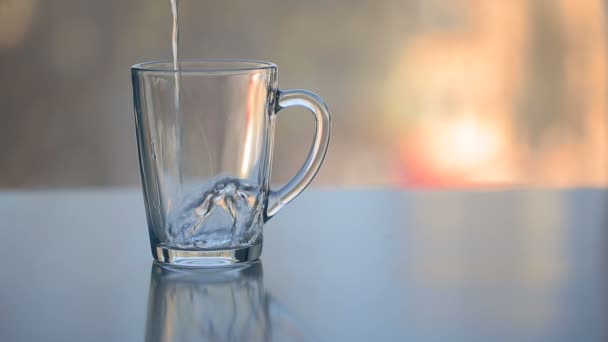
left=152, top=241, right=262, bottom=268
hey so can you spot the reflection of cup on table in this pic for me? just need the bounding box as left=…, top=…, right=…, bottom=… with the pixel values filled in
left=132, top=60, right=331, bottom=267
left=145, top=262, right=314, bottom=342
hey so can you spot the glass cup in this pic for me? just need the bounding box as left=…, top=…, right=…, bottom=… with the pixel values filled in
left=131, top=59, right=331, bottom=267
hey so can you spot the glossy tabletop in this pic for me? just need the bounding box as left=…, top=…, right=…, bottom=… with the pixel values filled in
left=0, top=189, right=606, bottom=341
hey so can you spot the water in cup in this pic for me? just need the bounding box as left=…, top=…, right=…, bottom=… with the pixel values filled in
left=165, top=178, right=265, bottom=249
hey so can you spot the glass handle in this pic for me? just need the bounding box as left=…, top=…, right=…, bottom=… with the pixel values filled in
left=265, top=89, right=332, bottom=220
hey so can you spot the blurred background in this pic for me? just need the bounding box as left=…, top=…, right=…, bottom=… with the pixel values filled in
left=1, top=0, right=607, bottom=188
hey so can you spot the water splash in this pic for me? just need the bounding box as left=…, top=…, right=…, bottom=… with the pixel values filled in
left=165, top=178, right=264, bottom=248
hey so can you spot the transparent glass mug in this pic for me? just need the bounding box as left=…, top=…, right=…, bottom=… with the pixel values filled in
left=131, top=60, right=331, bottom=267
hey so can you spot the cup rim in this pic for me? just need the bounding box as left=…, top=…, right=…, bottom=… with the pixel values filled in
left=132, top=58, right=277, bottom=74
